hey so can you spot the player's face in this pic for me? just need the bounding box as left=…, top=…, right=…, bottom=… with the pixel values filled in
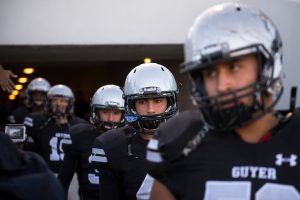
left=31, top=91, right=47, bottom=103
left=135, top=97, right=168, bottom=116
left=98, top=109, right=123, bottom=123
left=202, top=54, right=258, bottom=108
left=50, top=97, right=69, bottom=113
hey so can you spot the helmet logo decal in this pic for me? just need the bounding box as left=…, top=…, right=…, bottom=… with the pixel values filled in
left=125, top=115, right=139, bottom=123
left=201, top=43, right=229, bottom=58
left=139, top=87, right=161, bottom=94
left=104, top=101, right=120, bottom=107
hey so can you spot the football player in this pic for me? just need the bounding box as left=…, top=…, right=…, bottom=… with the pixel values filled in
left=8, top=77, right=51, bottom=124
left=58, top=84, right=125, bottom=200
left=147, top=2, right=300, bottom=200
left=23, top=84, right=86, bottom=174
left=92, top=63, right=179, bottom=200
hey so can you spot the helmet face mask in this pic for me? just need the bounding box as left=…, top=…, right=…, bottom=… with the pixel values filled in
left=26, top=78, right=51, bottom=109
left=92, top=107, right=125, bottom=131
left=123, top=63, right=179, bottom=133
left=47, top=85, right=74, bottom=117
left=182, top=2, right=284, bottom=130
left=49, top=97, right=70, bottom=117
left=126, top=94, right=177, bottom=131
left=101, top=120, right=123, bottom=130
left=30, top=91, right=48, bottom=107
left=90, top=85, right=125, bottom=131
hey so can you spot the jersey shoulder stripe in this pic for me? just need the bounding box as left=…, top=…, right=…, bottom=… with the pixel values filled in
left=91, top=147, right=107, bottom=163
left=150, top=110, right=205, bottom=162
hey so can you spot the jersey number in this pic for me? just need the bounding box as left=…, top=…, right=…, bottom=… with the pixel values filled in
left=204, top=181, right=300, bottom=200
left=49, top=133, right=71, bottom=161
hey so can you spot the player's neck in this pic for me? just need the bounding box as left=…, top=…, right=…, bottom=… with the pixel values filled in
left=54, top=116, right=68, bottom=124
left=139, top=130, right=154, bottom=140
left=32, top=107, right=45, bottom=113
left=235, top=112, right=279, bottom=144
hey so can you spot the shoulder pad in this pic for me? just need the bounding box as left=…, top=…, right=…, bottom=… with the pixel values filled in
left=69, top=123, right=99, bottom=150
left=23, top=113, right=48, bottom=128
left=69, top=117, right=87, bottom=125
left=277, top=108, right=300, bottom=142
left=9, top=106, right=30, bottom=124
left=91, top=127, right=131, bottom=169
left=147, top=110, right=208, bottom=162
left=69, top=123, right=94, bottom=135
left=98, top=126, right=129, bottom=148
left=12, top=106, right=31, bottom=117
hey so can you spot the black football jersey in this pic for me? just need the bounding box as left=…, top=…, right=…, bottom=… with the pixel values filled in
left=23, top=113, right=86, bottom=173
left=149, top=109, right=300, bottom=200
left=58, top=123, right=103, bottom=200
left=0, top=133, right=65, bottom=200
left=92, top=127, right=149, bottom=200
left=8, top=106, right=31, bottom=124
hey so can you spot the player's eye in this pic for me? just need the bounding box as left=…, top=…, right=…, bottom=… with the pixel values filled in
left=203, top=68, right=217, bottom=79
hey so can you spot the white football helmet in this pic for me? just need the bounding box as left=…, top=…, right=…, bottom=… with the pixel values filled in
left=124, top=63, right=179, bottom=133
left=181, top=2, right=283, bottom=130
left=47, top=84, right=74, bottom=116
left=26, top=77, right=51, bottom=108
left=90, top=84, right=125, bottom=130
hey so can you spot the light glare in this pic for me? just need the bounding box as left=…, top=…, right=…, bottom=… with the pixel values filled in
left=144, top=58, right=152, bottom=63
left=12, top=90, right=19, bottom=96
left=18, top=77, right=28, bottom=83
left=23, top=68, right=35, bottom=74
left=15, top=84, right=23, bottom=90
left=8, top=95, right=16, bottom=100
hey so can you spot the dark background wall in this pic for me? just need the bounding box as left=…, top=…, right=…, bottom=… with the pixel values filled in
left=0, top=45, right=195, bottom=127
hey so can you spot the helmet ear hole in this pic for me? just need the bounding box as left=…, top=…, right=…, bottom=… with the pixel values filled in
left=129, top=100, right=137, bottom=113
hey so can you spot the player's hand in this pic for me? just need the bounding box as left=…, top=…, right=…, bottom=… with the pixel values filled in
left=0, top=67, right=17, bottom=92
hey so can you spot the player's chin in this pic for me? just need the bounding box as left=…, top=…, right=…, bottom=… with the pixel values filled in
left=221, top=103, right=236, bottom=109
left=216, top=98, right=237, bottom=109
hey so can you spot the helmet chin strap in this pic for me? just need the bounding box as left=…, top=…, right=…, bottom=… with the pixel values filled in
left=95, top=124, right=107, bottom=132
left=96, top=120, right=124, bottom=132
left=51, top=112, right=67, bottom=118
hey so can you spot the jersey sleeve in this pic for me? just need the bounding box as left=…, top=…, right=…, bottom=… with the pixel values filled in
left=23, top=115, right=35, bottom=137
left=91, top=136, right=109, bottom=170
left=136, top=174, right=155, bottom=200
left=91, top=127, right=130, bottom=200
left=91, top=127, right=128, bottom=170
left=23, top=113, right=48, bottom=138
left=23, top=113, right=46, bottom=153
left=8, top=106, right=30, bottom=124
